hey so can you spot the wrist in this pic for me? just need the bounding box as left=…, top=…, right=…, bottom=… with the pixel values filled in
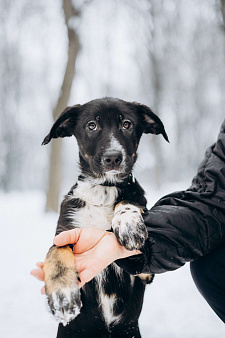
left=119, top=245, right=142, bottom=259
left=112, top=234, right=142, bottom=259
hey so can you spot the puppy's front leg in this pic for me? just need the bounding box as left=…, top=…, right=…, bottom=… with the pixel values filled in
left=44, top=245, right=81, bottom=326
left=112, top=201, right=148, bottom=251
left=112, top=201, right=154, bottom=284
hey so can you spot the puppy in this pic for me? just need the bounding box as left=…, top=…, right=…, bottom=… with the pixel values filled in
left=42, top=97, right=168, bottom=338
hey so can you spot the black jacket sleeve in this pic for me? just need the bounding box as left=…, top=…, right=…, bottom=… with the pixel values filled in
left=116, top=120, right=225, bottom=275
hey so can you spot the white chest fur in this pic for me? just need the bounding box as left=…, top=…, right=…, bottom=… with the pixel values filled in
left=69, top=181, right=119, bottom=230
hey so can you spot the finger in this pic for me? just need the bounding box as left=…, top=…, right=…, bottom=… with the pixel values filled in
left=73, top=229, right=109, bottom=254
left=30, top=269, right=45, bottom=281
left=36, top=262, right=44, bottom=269
left=54, top=228, right=83, bottom=247
left=74, top=257, right=86, bottom=275
left=41, top=286, right=46, bottom=295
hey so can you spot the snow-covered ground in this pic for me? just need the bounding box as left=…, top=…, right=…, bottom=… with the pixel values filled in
left=0, top=190, right=224, bottom=338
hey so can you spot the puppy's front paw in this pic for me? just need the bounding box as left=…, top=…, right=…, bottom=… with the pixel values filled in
left=46, top=285, right=81, bottom=326
left=112, top=202, right=148, bottom=250
left=44, top=246, right=82, bottom=326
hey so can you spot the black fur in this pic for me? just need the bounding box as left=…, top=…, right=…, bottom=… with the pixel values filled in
left=43, top=97, right=168, bottom=338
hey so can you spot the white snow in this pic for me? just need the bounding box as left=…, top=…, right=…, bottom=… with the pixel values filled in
left=0, top=190, right=224, bottom=337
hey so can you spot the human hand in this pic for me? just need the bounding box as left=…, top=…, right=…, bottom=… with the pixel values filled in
left=31, top=228, right=141, bottom=291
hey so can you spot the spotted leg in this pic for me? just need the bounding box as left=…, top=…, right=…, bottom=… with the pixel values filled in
left=43, top=245, right=82, bottom=326
left=112, top=201, right=148, bottom=250
left=112, top=201, right=154, bottom=283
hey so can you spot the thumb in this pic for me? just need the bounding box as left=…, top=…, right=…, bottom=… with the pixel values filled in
left=54, top=228, right=83, bottom=247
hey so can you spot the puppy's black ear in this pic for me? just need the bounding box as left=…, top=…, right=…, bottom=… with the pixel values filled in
left=42, top=104, right=82, bottom=145
left=133, top=102, right=169, bottom=142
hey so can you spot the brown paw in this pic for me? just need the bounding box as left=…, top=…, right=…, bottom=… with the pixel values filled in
left=44, top=245, right=82, bottom=326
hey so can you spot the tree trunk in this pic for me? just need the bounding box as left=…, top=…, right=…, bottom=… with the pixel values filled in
left=148, top=0, right=163, bottom=188
left=46, top=0, right=80, bottom=212
left=221, top=0, right=225, bottom=27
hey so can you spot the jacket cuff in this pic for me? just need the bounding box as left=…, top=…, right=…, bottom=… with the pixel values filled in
left=115, top=238, right=153, bottom=275
left=115, top=254, right=145, bottom=275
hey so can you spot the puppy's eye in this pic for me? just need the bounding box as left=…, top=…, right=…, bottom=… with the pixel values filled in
left=87, top=121, right=97, bottom=131
left=122, top=120, right=132, bottom=130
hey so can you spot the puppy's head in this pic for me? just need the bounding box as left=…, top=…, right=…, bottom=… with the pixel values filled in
left=43, top=98, right=169, bottom=182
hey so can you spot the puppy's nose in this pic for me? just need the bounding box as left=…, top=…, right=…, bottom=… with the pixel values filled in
left=103, top=150, right=122, bottom=167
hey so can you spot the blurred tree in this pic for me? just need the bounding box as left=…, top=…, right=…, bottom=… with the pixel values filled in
left=148, top=0, right=164, bottom=187
left=46, top=0, right=80, bottom=212
left=221, top=0, right=225, bottom=26
left=0, top=0, right=22, bottom=190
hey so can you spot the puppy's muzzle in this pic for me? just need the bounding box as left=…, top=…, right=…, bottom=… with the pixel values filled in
left=103, top=150, right=123, bottom=171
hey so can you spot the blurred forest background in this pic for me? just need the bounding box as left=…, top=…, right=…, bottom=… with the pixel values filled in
left=1, top=0, right=225, bottom=211
left=1, top=1, right=225, bottom=336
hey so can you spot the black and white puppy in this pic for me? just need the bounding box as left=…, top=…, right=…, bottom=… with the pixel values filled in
left=42, top=97, right=168, bottom=338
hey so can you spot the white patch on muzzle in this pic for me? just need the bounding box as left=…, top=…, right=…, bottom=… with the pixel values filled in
left=103, top=135, right=126, bottom=175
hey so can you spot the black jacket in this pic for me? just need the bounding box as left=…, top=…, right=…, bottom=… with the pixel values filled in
left=116, top=120, right=225, bottom=275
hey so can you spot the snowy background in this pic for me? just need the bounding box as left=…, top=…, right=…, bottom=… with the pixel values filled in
left=1, top=0, right=225, bottom=336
